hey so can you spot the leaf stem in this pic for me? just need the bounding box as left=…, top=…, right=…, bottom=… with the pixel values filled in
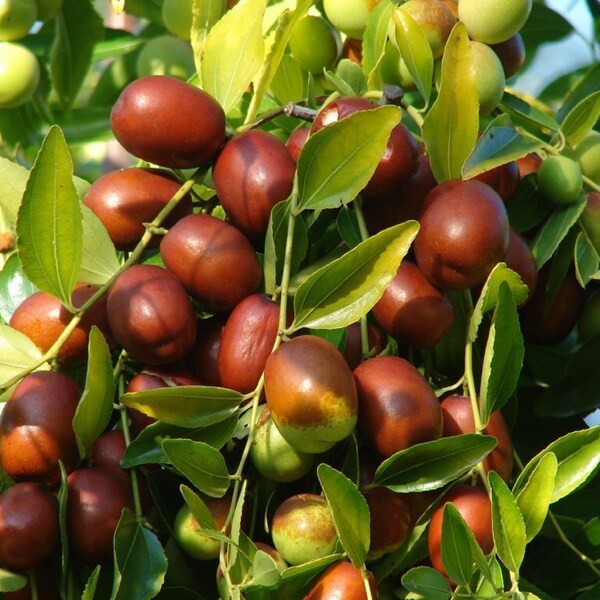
left=362, top=568, right=374, bottom=600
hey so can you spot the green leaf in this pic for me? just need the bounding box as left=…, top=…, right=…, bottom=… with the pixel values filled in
left=373, top=435, right=497, bottom=493
left=393, top=6, right=433, bottom=106
left=362, top=0, right=393, bottom=87
left=0, top=324, right=48, bottom=386
left=201, top=0, right=267, bottom=114
left=574, top=230, right=600, bottom=287
left=422, top=22, right=478, bottom=182
left=162, top=439, right=230, bottom=497
left=401, top=566, right=452, bottom=600
left=336, top=206, right=362, bottom=249
left=291, top=221, right=418, bottom=331
left=560, top=90, right=600, bottom=147
left=80, top=206, right=121, bottom=285
left=51, top=0, right=105, bottom=109
left=489, top=471, right=527, bottom=574
left=558, top=63, right=600, bottom=121
left=317, top=464, right=370, bottom=568
left=191, top=0, right=226, bottom=79
left=180, top=484, right=216, bottom=529
left=0, top=254, right=38, bottom=324
left=82, top=565, right=101, bottom=600
left=120, top=386, right=243, bottom=428
left=228, top=479, right=247, bottom=568
left=16, top=126, right=82, bottom=309
left=0, top=569, right=27, bottom=593
left=531, top=199, right=586, bottom=269
left=72, top=327, right=115, bottom=459
left=0, top=156, right=29, bottom=224
left=441, top=503, right=476, bottom=586
left=469, top=263, right=529, bottom=343
left=479, top=283, right=524, bottom=425
left=515, top=426, right=600, bottom=503
left=295, top=105, right=401, bottom=212
left=514, top=453, right=557, bottom=542
left=57, top=462, right=69, bottom=593
left=252, top=550, right=281, bottom=587
left=269, top=54, right=306, bottom=105
left=501, top=91, right=560, bottom=136
left=111, top=508, right=168, bottom=600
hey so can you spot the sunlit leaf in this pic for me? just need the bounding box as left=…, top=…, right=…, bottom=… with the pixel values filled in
left=0, top=254, right=38, bottom=324
left=560, top=90, right=600, bottom=147
left=362, top=0, right=393, bottom=88
left=80, top=205, right=121, bottom=285
left=191, top=0, right=226, bottom=79
left=0, top=324, right=48, bottom=386
left=0, top=569, right=27, bottom=593
left=401, top=566, right=452, bottom=600
left=441, top=503, right=476, bottom=586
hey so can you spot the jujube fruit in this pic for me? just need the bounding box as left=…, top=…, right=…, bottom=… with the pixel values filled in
left=136, top=34, right=195, bottom=80
left=106, top=264, right=197, bottom=365
left=322, top=0, right=381, bottom=39
left=0, top=42, right=40, bottom=108
left=537, top=155, right=583, bottom=205
left=470, top=40, right=506, bottom=116
left=304, top=560, right=378, bottom=599
left=286, top=127, right=310, bottom=161
left=110, top=75, right=225, bottom=169
left=503, top=228, right=538, bottom=305
left=580, top=192, right=600, bottom=251
left=288, top=15, right=340, bottom=74
left=160, top=213, right=262, bottom=311
left=161, top=0, right=193, bottom=40
left=0, top=0, right=37, bottom=41
left=569, top=131, right=600, bottom=183
left=473, top=160, right=520, bottom=202
left=491, top=33, right=526, bottom=78
left=578, top=290, right=600, bottom=343
left=186, top=315, right=227, bottom=387
left=0, top=371, right=80, bottom=486
left=342, top=321, right=384, bottom=370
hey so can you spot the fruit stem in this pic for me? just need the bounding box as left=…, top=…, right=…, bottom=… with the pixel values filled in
left=583, top=174, right=600, bottom=194
left=361, top=568, right=374, bottom=600
left=118, top=405, right=144, bottom=521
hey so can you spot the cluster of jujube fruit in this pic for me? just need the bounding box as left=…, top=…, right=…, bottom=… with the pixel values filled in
left=1, top=0, right=599, bottom=598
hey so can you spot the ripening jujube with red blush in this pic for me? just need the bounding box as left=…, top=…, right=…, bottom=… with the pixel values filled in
left=160, top=213, right=262, bottom=311
left=304, top=560, right=378, bottom=600
left=0, top=371, right=80, bottom=486
left=83, top=167, right=193, bottom=251
left=372, top=260, right=455, bottom=349
left=107, top=264, right=197, bottom=365
left=504, top=228, right=538, bottom=305
left=353, top=355, right=442, bottom=457
left=264, top=335, right=358, bottom=454
left=440, top=395, right=514, bottom=482
left=0, top=482, right=59, bottom=571
left=473, top=160, right=520, bottom=202
left=110, top=75, right=225, bottom=168
left=213, top=129, right=296, bottom=241
left=414, top=179, right=510, bottom=290
left=9, top=282, right=113, bottom=367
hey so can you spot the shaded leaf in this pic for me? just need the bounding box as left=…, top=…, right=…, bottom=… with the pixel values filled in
left=180, top=484, right=216, bottom=530
left=501, top=92, right=560, bottom=135
left=401, top=566, right=452, bottom=600
left=0, top=324, right=48, bottom=386
left=252, top=550, right=281, bottom=587
left=574, top=230, right=600, bottom=287
left=441, top=503, right=476, bottom=586
left=560, top=90, right=600, bottom=147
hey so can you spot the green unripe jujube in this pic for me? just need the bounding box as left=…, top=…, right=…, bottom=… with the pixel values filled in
left=161, top=0, right=193, bottom=40
left=289, top=15, right=340, bottom=74
left=459, top=0, right=532, bottom=44
left=0, top=0, right=37, bottom=41
left=0, top=42, right=40, bottom=108
left=569, top=131, right=600, bottom=183
left=136, top=35, right=195, bottom=80
left=537, top=155, right=583, bottom=205
left=471, top=40, right=506, bottom=116
left=323, top=0, right=381, bottom=40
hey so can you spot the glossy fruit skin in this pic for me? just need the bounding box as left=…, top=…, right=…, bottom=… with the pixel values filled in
left=35, top=0, right=62, bottom=21
left=473, top=160, right=520, bottom=202
left=186, top=315, right=227, bottom=386
left=517, top=152, right=542, bottom=177
left=440, top=395, right=513, bottom=482
left=212, top=130, right=296, bottom=241
left=304, top=561, right=377, bottom=599
left=0, top=42, right=40, bottom=108
left=491, top=33, right=526, bottom=78
left=160, top=213, right=262, bottom=311
left=428, top=485, right=493, bottom=580
left=353, top=355, right=442, bottom=457
left=67, top=467, right=133, bottom=565
left=289, top=15, right=340, bottom=74
left=250, top=406, right=315, bottom=483
left=470, top=41, right=506, bottom=116
left=342, top=321, right=384, bottom=370
left=0, top=0, right=37, bottom=41
left=0, top=482, right=59, bottom=571
left=504, top=228, right=538, bottom=305
left=107, top=264, right=197, bottom=365
left=264, top=335, right=358, bottom=454
left=136, top=35, right=195, bottom=80
left=286, top=127, right=310, bottom=161
left=110, top=76, right=225, bottom=169
left=161, top=0, right=193, bottom=40
left=323, top=0, right=380, bottom=39
left=580, top=192, right=600, bottom=252
left=9, top=282, right=114, bottom=367
left=569, top=131, right=600, bottom=183
left=372, top=260, right=455, bottom=349
left=174, top=493, right=231, bottom=560
left=217, top=294, right=281, bottom=394
left=458, top=0, right=532, bottom=45
left=271, top=493, right=337, bottom=566
left=537, top=155, right=583, bottom=205
left=83, top=167, right=193, bottom=251
left=0, top=371, right=80, bottom=486
left=414, top=179, right=510, bottom=290
left=579, top=290, right=600, bottom=343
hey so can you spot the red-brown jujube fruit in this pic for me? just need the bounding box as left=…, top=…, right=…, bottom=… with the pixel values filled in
left=414, top=179, right=510, bottom=290
left=491, top=33, right=526, bottom=78
left=473, top=160, right=520, bottom=201
left=516, top=152, right=542, bottom=177
left=9, top=282, right=114, bottom=367
left=341, top=321, right=385, bottom=370
left=0, top=371, right=80, bottom=486
left=110, top=75, right=226, bottom=168
left=83, top=167, right=193, bottom=251
left=353, top=355, right=442, bottom=457
left=160, top=213, right=262, bottom=311
left=186, top=314, right=228, bottom=386
left=372, top=260, right=455, bottom=349
left=303, top=560, right=378, bottom=600
left=212, top=129, right=296, bottom=240
left=0, top=482, right=60, bottom=571
left=504, top=228, right=538, bottom=305
left=286, top=126, right=310, bottom=161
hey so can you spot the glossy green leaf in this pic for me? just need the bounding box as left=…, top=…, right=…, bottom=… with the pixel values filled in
left=469, top=263, right=529, bottom=343
left=336, top=206, right=362, bottom=249
left=401, top=566, right=452, bottom=600
left=318, top=464, right=370, bottom=567
left=479, top=283, right=524, bottom=425
left=51, top=0, right=105, bottom=109
left=201, top=0, right=267, bottom=114
left=295, top=105, right=401, bottom=212
left=80, top=206, right=121, bottom=285
left=0, top=570, right=27, bottom=593
left=558, top=62, right=600, bottom=121
left=362, top=0, right=393, bottom=87
left=501, top=92, right=560, bottom=134
left=393, top=6, right=433, bottom=106
left=180, top=484, right=216, bottom=530
left=531, top=199, right=586, bottom=268
left=82, top=566, right=101, bottom=600
left=441, top=503, right=476, bottom=586
left=72, top=328, right=115, bottom=459
left=269, top=54, right=306, bottom=105
left=515, top=426, right=600, bottom=503
left=560, top=90, right=600, bottom=147
left=0, top=157, right=29, bottom=224
left=373, top=435, right=497, bottom=493
left=422, top=22, right=478, bottom=182
left=574, top=230, right=600, bottom=287
left=92, top=29, right=142, bottom=61
left=0, top=254, right=38, bottom=323
left=111, top=508, right=167, bottom=600
left=291, top=221, right=418, bottom=331
left=0, top=324, right=48, bottom=386
left=334, top=60, right=367, bottom=96
left=228, top=479, right=247, bottom=568
left=514, top=453, right=557, bottom=542
left=120, top=386, right=243, bottom=428
left=252, top=550, right=281, bottom=587
left=162, top=439, right=230, bottom=497
left=191, top=0, right=226, bottom=79
left=489, top=471, right=527, bottom=574
left=16, top=126, right=82, bottom=309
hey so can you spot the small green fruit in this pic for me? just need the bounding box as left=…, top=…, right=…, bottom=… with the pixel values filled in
left=537, top=155, right=583, bottom=205
left=136, top=35, right=195, bottom=80
left=162, top=0, right=193, bottom=40
left=289, top=15, right=340, bottom=74
left=0, top=42, right=40, bottom=108
left=0, top=0, right=37, bottom=41
left=323, top=0, right=381, bottom=40
left=471, top=40, right=506, bottom=116
left=459, top=0, right=532, bottom=44
left=570, top=131, right=600, bottom=183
